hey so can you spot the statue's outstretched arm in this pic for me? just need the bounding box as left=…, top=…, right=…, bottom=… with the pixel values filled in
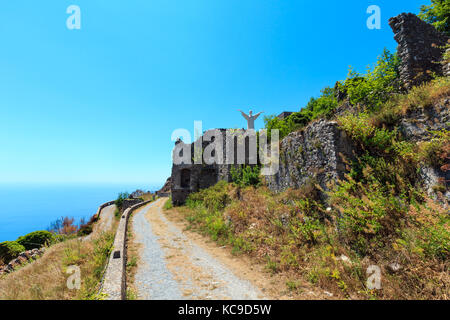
left=238, top=109, right=249, bottom=120
left=253, top=111, right=264, bottom=120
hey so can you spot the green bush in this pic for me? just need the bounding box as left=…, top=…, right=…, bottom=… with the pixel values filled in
left=419, top=0, right=450, bottom=36
left=338, top=113, right=398, bottom=154
left=418, top=129, right=449, bottom=168
left=16, top=231, right=54, bottom=250
left=0, top=241, right=25, bottom=263
left=163, top=197, right=173, bottom=210
left=418, top=214, right=450, bottom=260
left=263, top=87, right=338, bottom=140
left=187, top=180, right=231, bottom=212
left=115, top=192, right=130, bottom=209
left=330, top=176, right=409, bottom=255
left=303, top=86, right=338, bottom=119
left=264, top=114, right=302, bottom=140
left=230, top=165, right=261, bottom=187
left=340, top=49, right=400, bottom=111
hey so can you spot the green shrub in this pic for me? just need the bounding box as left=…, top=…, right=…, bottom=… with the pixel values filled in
left=115, top=192, right=130, bottom=209
left=340, top=49, right=401, bottom=111
left=263, top=87, right=338, bottom=140
left=418, top=214, right=450, bottom=260
left=187, top=181, right=231, bottom=212
left=264, top=114, right=302, bottom=140
left=338, top=113, right=397, bottom=153
left=163, top=197, right=173, bottom=210
left=16, top=231, right=54, bottom=250
left=230, top=165, right=261, bottom=187
left=303, top=86, right=339, bottom=119
left=419, top=0, right=450, bottom=36
left=418, top=129, right=449, bottom=168
left=0, top=241, right=26, bottom=263
left=330, top=174, right=411, bottom=255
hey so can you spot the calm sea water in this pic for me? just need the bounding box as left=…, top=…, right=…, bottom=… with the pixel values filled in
left=0, top=184, right=162, bottom=242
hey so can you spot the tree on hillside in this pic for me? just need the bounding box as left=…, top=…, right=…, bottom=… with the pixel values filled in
left=419, top=0, right=450, bottom=35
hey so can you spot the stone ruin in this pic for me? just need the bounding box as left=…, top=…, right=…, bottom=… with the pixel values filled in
left=389, top=13, right=449, bottom=90
left=170, top=129, right=257, bottom=205
left=265, top=120, right=355, bottom=197
left=168, top=13, right=449, bottom=205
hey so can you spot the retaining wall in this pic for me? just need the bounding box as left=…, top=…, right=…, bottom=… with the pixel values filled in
left=95, top=200, right=116, bottom=219
left=101, top=199, right=154, bottom=300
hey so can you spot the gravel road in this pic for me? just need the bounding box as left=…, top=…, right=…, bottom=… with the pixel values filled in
left=132, top=199, right=265, bottom=300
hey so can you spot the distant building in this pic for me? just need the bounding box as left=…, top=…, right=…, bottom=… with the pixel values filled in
left=130, top=190, right=145, bottom=199
left=277, top=112, right=293, bottom=119
left=170, top=129, right=255, bottom=206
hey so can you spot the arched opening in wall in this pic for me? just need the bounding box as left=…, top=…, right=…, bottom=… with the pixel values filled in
left=180, top=169, right=191, bottom=188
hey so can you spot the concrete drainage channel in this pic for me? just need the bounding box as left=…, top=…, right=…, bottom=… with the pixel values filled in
left=101, top=200, right=154, bottom=300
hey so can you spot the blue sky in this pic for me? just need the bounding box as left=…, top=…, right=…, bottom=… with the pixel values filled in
left=0, top=0, right=427, bottom=186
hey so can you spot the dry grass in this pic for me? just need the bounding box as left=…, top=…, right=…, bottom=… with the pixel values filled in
left=141, top=193, right=156, bottom=201
left=0, top=222, right=117, bottom=300
left=399, top=77, right=450, bottom=114
left=178, top=182, right=449, bottom=300
left=371, top=77, right=450, bottom=127
left=0, top=241, right=76, bottom=300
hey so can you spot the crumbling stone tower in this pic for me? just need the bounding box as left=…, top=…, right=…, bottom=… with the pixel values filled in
left=389, top=13, right=449, bottom=90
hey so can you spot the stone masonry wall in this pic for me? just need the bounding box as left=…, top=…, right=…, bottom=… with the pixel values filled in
left=120, top=198, right=144, bottom=212
left=266, top=120, right=355, bottom=196
left=101, top=199, right=154, bottom=300
left=389, top=13, right=449, bottom=90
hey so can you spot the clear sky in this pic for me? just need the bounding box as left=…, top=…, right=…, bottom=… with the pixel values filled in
left=0, top=0, right=427, bottom=186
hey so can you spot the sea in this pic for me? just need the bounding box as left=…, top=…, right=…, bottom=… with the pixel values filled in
left=0, top=183, right=162, bottom=242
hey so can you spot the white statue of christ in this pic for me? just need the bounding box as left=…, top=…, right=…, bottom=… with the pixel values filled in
left=238, top=109, right=263, bottom=130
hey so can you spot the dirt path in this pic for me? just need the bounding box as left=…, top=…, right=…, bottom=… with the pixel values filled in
left=131, top=199, right=267, bottom=300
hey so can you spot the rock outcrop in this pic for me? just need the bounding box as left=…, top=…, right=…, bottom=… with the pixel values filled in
left=157, top=177, right=172, bottom=197
left=399, top=98, right=450, bottom=142
left=0, top=248, right=45, bottom=276
left=399, top=99, right=449, bottom=203
left=266, top=120, right=355, bottom=196
left=389, top=13, right=449, bottom=90
left=420, top=165, right=449, bottom=203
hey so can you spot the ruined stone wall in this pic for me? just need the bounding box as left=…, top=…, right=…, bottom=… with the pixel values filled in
left=389, top=13, right=449, bottom=90
left=266, top=120, right=355, bottom=196
left=101, top=199, right=154, bottom=300
left=120, top=198, right=144, bottom=212
left=399, top=98, right=450, bottom=142
left=171, top=129, right=255, bottom=205
left=399, top=98, right=450, bottom=203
